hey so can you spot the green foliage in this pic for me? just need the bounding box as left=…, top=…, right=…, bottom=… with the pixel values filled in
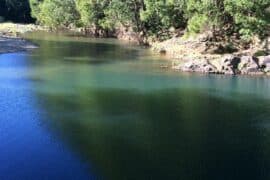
left=103, top=0, right=137, bottom=29
left=101, top=0, right=187, bottom=40
left=104, top=0, right=145, bottom=32
left=185, top=0, right=270, bottom=41
left=224, top=0, right=270, bottom=41
left=186, top=0, right=227, bottom=33
left=141, top=0, right=186, bottom=36
left=75, top=0, right=109, bottom=28
left=187, top=14, right=208, bottom=34
left=29, top=0, right=43, bottom=19
left=37, top=0, right=79, bottom=28
left=2, top=0, right=269, bottom=42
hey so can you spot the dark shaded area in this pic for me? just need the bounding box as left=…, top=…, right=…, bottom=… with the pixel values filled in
left=38, top=88, right=270, bottom=180
left=0, top=0, right=34, bottom=23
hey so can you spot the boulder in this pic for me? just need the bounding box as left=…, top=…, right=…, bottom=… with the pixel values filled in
left=239, top=56, right=261, bottom=74
left=202, top=63, right=217, bottom=73
left=258, top=55, right=270, bottom=67
left=181, top=59, right=217, bottom=73
left=181, top=61, right=200, bottom=72
left=263, top=63, right=270, bottom=73
left=220, top=55, right=241, bottom=75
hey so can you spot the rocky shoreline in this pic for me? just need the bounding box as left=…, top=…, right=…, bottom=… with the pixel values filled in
left=173, top=55, right=270, bottom=76
left=0, top=23, right=269, bottom=76
left=152, top=34, right=270, bottom=76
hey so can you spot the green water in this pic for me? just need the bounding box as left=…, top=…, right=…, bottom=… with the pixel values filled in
left=1, top=32, right=270, bottom=180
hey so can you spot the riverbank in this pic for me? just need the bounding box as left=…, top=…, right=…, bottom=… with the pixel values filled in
left=1, top=22, right=269, bottom=76
left=0, top=23, right=44, bottom=36
left=152, top=34, right=270, bottom=76
left=0, top=23, right=42, bottom=54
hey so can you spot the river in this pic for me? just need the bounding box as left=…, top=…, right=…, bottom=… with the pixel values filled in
left=0, top=32, right=270, bottom=180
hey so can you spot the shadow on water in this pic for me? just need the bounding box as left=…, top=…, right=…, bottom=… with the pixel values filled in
left=37, top=88, right=270, bottom=180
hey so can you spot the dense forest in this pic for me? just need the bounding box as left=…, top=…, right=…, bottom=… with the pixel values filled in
left=1, top=0, right=270, bottom=43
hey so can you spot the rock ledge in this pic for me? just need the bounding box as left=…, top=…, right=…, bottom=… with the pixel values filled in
left=173, top=55, right=270, bottom=75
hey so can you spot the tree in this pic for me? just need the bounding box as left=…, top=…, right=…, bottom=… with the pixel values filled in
left=25, top=0, right=269, bottom=43
left=185, top=0, right=270, bottom=41
left=141, top=0, right=186, bottom=39
left=37, top=0, right=79, bottom=28
left=29, top=0, right=43, bottom=20
left=75, top=0, right=110, bottom=35
left=224, top=0, right=270, bottom=41
left=104, top=0, right=145, bottom=32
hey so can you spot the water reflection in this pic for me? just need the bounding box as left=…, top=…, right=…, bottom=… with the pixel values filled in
left=25, top=32, right=142, bottom=65
left=38, top=88, right=270, bottom=180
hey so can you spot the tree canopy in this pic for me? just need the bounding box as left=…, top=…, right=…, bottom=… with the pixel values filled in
left=1, top=0, right=270, bottom=42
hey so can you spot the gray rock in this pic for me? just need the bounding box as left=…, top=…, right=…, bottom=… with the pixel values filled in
left=181, top=59, right=217, bottom=73
left=239, top=56, right=261, bottom=74
left=202, top=63, right=217, bottom=73
left=175, top=55, right=269, bottom=75
left=263, top=63, right=270, bottom=73
left=258, top=55, right=270, bottom=67
left=239, top=56, right=258, bottom=68
left=181, top=61, right=199, bottom=72
left=220, top=55, right=240, bottom=74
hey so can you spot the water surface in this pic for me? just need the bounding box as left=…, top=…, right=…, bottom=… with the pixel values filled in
left=0, top=32, right=270, bottom=180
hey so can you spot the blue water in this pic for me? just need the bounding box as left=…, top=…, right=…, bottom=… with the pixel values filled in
left=0, top=53, right=96, bottom=179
